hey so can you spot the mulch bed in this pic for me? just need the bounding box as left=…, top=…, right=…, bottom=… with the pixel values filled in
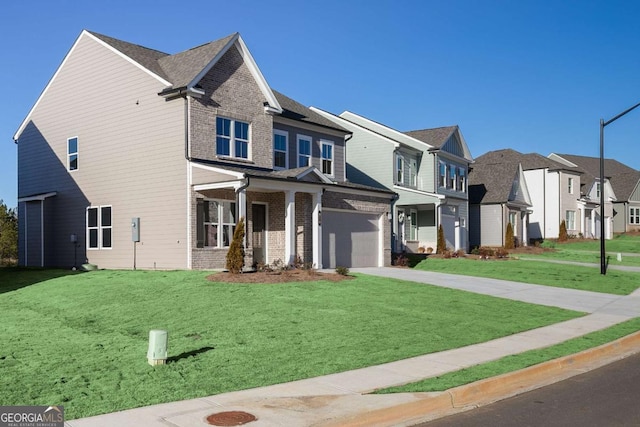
left=207, top=269, right=354, bottom=284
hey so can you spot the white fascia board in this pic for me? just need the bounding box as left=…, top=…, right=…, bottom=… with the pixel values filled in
left=393, top=185, right=445, bottom=199
left=310, top=107, right=400, bottom=148
left=14, top=30, right=172, bottom=140
left=548, top=153, right=579, bottom=168
left=339, top=110, right=432, bottom=151
left=452, top=128, right=474, bottom=162
left=191, top=162, right=245, bottom=179
left=18, top=192, right=57, bottom=202
left=296, top=167, right=334, bottom=184
left=518, top=164, right=533, bottom=206
left=194, top=181, right=243, bottom=191
left=185, top=34, right=238, bottom=93
left=235, top=37, right=282, bottom=114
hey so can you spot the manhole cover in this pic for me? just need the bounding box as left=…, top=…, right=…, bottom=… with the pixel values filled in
left=206, top=411, right=257, bottom=426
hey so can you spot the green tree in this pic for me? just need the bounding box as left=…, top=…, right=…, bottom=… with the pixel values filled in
left=225, top=217, right=245, bottom=274
left=0, top=200, right=18, bottom=262
left=504, top=221, right=515, bottom=249
left=559, top=219, right=568, bottom=242
left=436, top=224, right=446, bottom=254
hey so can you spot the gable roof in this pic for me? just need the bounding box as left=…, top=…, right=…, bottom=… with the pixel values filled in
left=14, top=30, right=285, bottom=140
left=476, top=149, right=580, bottom=173
left=404, top=126, right=457, bottom=149
left=553, top=153, right=640, bottom=200
left=469, top=161, right=531, bottom=205
left=273, top=91, right=349, bottom=133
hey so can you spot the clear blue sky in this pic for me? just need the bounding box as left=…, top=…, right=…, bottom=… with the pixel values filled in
left=3, top=0, right=640, bottom=208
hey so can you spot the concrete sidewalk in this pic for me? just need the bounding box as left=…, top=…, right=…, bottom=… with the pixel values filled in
left=65, top=268, right=640, bottom=427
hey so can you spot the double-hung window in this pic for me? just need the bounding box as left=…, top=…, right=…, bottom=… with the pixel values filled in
left=438, top=161, right=446, bottom=188
left=409, top=159, right=418, bottom=187
left=197, top=200, right=236, bottom=248
left=568, top=177, right=574, bottom=194
left=595, top=182, right=601, bottom=199
left=321, top=140, right=333, bottom=176
left=566, top=210, right=576, bottom=230
left=396, top=154, right=404, bottom=184
left=68, top=137, right=78, bottom=171
left=630, top=207, right=640, bottom=225
left=273, top=130, right=288, bottom=169
left=87, top=206, right=112, bottom=249
left=216, top=117, right=250, bottom=159
left=448, top=164, right=456, bottom=189
left=298, top=135, right=311, bottom=167
left=458, top=167, right=466, bottom=192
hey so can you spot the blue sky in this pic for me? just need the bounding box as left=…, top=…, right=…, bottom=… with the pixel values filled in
left=2, top=0, right=640, bottom=207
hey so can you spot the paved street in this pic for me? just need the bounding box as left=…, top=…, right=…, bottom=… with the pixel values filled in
left=418, top=352, right=640, bottom=427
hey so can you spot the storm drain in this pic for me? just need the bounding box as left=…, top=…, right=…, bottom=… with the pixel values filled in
left=206, top=411, right=257, bottom=426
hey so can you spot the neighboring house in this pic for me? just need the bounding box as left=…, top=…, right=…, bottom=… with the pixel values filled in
left=473, top=149, right=584, bottom=242
left=13, top=30, right=395, bottom=269
left=550, top=154, right=640, bottom=235
left=468, top=161, right=532, bottom=248
left=310, top=109, right=473, bottom=252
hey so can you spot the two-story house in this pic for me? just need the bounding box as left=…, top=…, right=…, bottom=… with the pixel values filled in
left=13, top=30, right=395, bottom=270
left=550, top=154, right=640, bottom=236
left=473, top=149, right=585, bottom=243
left=311, top=109, right=473, bottom=253
left=469, top=161, right=532, bottom=248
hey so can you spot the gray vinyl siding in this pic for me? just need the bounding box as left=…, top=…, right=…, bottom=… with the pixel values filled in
left=17, top=33, right=186, bottom=269
left=273, top=122, right=347, bottom=182
left=631, top=182, right=640, bottom=201
left=344, top=126, right=396, bottom=189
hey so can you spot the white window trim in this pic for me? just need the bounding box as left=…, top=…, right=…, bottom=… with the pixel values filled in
left=630, top=207, right=640, bottom=225
left=458, top=167, right=466, bottom=193
left=87, top=205, right=112, bottom=250
left=438, top=161, right=446, bottom=188
left=566, top=210, right=576, bottom=230
left=396, top=154, right=404, bottom=184
left=297, top=134, right=312, bottom=168
left=216, top=117, right=251, bottom=160
left=321, top=139, right=334, bottom=177
left=67, top=136, right=78, bottom=172
left=568, top=177, right=574, bottom=194
left=273, top=129, right=288, bottom=170
left=410, top=158, right=418, bottom=188
left=202, top=199, right=236, bottom=249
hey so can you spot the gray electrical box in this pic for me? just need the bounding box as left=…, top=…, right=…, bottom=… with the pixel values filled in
left=132, top=217, right=140, bottom=242
left=147, top=329, right=168, bottom=365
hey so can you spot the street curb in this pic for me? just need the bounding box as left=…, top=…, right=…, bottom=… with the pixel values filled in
left=326, top=331, right=640, bottom=427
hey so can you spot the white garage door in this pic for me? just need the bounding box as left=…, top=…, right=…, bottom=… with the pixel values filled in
left=322, top=210, right=380, bottom=268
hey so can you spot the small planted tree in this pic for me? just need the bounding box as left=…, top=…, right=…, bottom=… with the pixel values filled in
left=558, top=219, right=568, bottom=242
left=504, top=222, right=515, bottom=249
left=437, top=224, right=446, bottom=254
left=225, top=217, right=245, bottom=274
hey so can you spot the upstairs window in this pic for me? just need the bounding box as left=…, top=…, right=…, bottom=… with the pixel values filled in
left=568, top=177, right=574, bottom=194
left=438, top=162, right=446, bottom=188
left=458, top=167, right=466, bottom=192
left=410, top=159, right=418, bottom=187
left=273, top=130, right=288, bottom=169
left=396, top=154, right=404, bottom=184
left=68, top=137, right=78, bottom=171
left=448, top=164, right=456, bottom=189
left=87, top=206, right=112, bottom=249
left=321, top=140, right=333, bottom=176
left=596, top=182, right=601, bottom=198
left=298, top=135, right=311, bottom=167
left=216, top=117, right=250, bottom=159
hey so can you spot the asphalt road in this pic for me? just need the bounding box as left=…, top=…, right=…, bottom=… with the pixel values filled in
left=417, top=352, right=640, bottom=427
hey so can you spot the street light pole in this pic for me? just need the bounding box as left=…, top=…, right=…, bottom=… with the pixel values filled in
left=599, top=101, right=640, bottom=275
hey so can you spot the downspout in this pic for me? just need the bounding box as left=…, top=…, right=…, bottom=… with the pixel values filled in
left=236, top=176, right=250, bottom=252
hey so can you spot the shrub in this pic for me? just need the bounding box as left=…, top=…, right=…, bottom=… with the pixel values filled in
left=478, top=246, right=495, bottom=259
left=393, top=254, right=409, bottom=267
left=470, top=246, right=480, bottom=255
left=495, top=247, right=509, bottom=258
left=442, top=249, right=453, bottom=259
left=225, top=217, right=245, bottom=274
left=437, top=224, right=446, bottom=254
left=559, top=220, right=568, bottom=242
left=505, top=222, right=515, bottom=249
left=335, top=266, right=350, bottom=276
left=453, top=249, right=466, bottom=258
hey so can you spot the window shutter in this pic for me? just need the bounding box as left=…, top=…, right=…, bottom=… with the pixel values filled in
left=196, top=199, right=204, bottom=248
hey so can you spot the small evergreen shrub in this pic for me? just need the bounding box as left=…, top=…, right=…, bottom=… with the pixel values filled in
left=495, top=247, right=509, bottom=258
left=225, top=217, right=245, bottom=274
left=437, top=224, right=446, bottom=254
left=335, top=266, right=350, bottom=276
left=559, top=220, right=568, bottom=242
left=505, top=222, right=515, bottom=249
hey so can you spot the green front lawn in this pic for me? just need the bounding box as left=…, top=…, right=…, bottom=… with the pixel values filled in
left=518, top=249, right=640, bottom=267
left=551, top=233, right=640, bottom=253
left=0, top=269, right=581, bottom=419
left=413, top=258, right=640, bottom=295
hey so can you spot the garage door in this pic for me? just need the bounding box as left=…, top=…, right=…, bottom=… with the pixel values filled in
left=322, top=210, right=380, bottom=268
left=441, top=214, right=455, bottom=250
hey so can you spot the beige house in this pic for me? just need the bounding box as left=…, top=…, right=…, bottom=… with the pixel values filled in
left=13, top=30, right=394, bottom=269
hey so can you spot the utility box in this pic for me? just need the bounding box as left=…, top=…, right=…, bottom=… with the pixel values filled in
left=132, top=217, right=140, bottom=242
left=147, top=329, right=168, bottom=366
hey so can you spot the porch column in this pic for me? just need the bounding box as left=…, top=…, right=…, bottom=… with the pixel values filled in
left=312, top=191, right=322, bottom=269
left=454, top=218, right=461, bottom=251
left=591, top=209, right=596, bottom=238
left=284, top=190, right=296, bottom=265
left=236, top=188, right=247, bottom=248
left=522, top=211, right=529, bottom=246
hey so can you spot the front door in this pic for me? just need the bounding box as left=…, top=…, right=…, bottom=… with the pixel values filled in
left=252, top=204, right=266, bottom=266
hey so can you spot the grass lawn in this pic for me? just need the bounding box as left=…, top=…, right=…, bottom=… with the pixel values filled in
left=518, top=249, right=640, bottom=267
left=413, top=258, right=640, bottom=295
left=377, top=317, right=640, bottom=394
left=0, top=268, right=581, bottom=420
left=550, top=233, right=640, bottom=253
